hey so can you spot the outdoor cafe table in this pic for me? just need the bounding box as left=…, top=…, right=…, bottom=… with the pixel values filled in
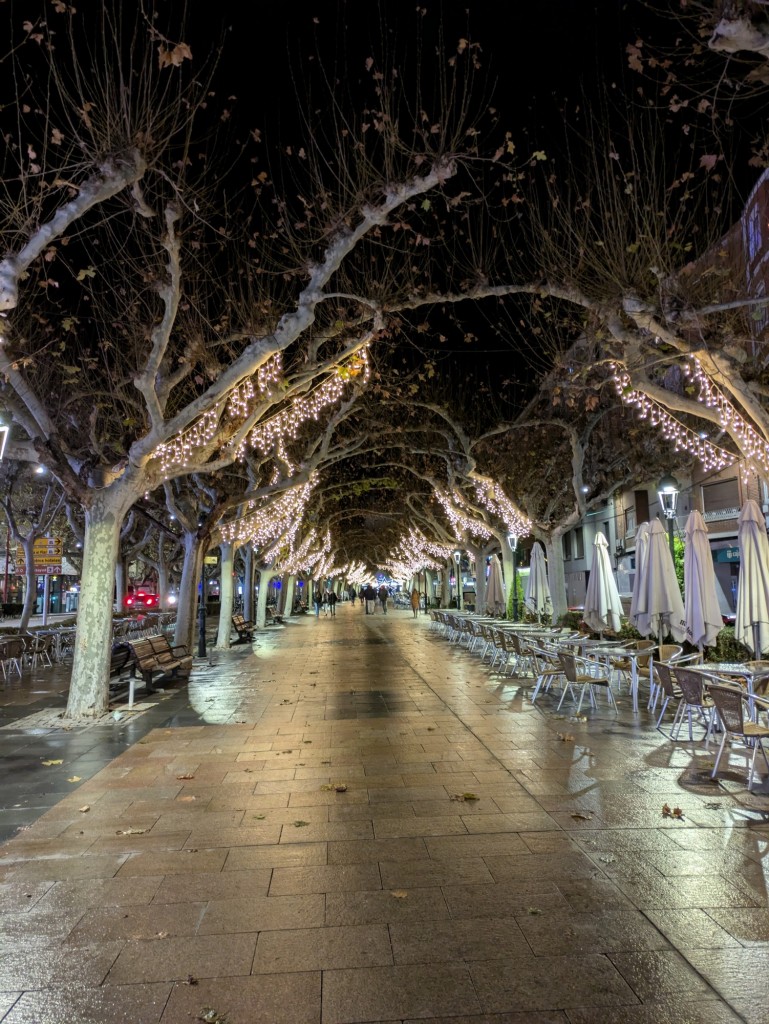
left=585, top=645, right=647, bottom=714
left=689, top=662, right=769, bottom=719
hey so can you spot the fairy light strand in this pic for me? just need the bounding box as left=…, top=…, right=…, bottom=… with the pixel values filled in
left=613, top=367, right=737, bottom=474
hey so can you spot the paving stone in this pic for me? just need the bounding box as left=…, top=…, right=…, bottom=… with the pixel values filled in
left=0, top=609, right=754, bottom=1024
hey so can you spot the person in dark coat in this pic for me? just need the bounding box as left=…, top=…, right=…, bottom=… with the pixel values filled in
left=327, top=590, right=337, bottom=617
left=378, top=584, right=389, bottom=614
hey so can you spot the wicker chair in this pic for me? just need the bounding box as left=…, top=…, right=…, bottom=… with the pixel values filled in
left=671, top=666, right=717, bottom=743
left=654, top=660, right=683, bottom=735
left=708, top=684, right=769, bottom=792
left=557, top=651, right=617, bottom=713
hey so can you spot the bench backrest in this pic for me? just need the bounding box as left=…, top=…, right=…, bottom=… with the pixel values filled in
left=128, top=637, right=160, bottom=664
left=147, top=633, right=174, bottom=657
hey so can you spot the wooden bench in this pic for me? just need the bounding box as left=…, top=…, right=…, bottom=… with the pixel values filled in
left=232, top=613, right=255, bottom=642
left=265, top=604, right=284, bottom=625
left=126, top=634, right=193, bottom=708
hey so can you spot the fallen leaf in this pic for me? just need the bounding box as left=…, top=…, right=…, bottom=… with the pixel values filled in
left=197, top=1008, right=230, bottom=1024
left=115, top=828, right=146, bottom=836
left=67, top=776, right=81, bottom=783
left=598, top=854, right=616, bottom=864
left=390, top=889, right=408, bottom=899
left=571, top=812, right=592, bottom=821
left=557, top=733, right=575, bottom=742
left=527, top=907, right=542, bottom=915
left=704, top=802, right=721, bottom=810
left=334, top=784, right=348, bottom=793
left=253, top=814, right=266, bottom=820
left=303, top=740, right=312, bottom=744
left=185, top=975, right=199, bottom=986
left=662, top=803, right=672, bottom=818
left=179, top=795, right=197, bottom=802
left=41, top=759, right=63, bottom=766
left=451, top=793, right=480, bottom=802
left=79, top=805, right=90, bottom=813
left=176, top=774, right=195, bottom=780
left=156, top=930, right=168, bottom=938
left=293, top=820, right=309, bottom=827
left=672, top=807, right=684, bottom=819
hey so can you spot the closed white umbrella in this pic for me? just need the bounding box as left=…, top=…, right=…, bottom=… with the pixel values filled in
left=525, top=542, right=553, bottom=622
left=684, top=510, right=722, bottom=652
left=735, top=499, right=769, bottom=657
left=629, top=521, right=651, bottom=624
left=583, top=532, right=623, bottom=635
left=630, top=519, right=685, bottom=644
left=485, top=554, right=506, bottom=615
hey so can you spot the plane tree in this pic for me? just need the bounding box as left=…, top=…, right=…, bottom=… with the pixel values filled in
left=0, top=4, right=532, bottom=717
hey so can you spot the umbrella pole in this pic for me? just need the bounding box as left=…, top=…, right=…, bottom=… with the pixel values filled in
left=753, top=622, right=762, bottom=659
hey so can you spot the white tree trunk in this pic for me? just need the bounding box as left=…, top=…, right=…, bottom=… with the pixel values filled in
left=471, top=544, right=486, bottom=613
left=65, top=490, right=132, bottom=718
left=114, top=558, right=127, bottom=614
left=283, top=575, right=296, bottom=618
left=256, top=569, right=276, bottom=628
left=175, top=531, right=202, bottom=653
left=441, top=565, right=450, bottom=607
left=544, top=533, right=567, bottom=624
left=20, top=535, right=37, bottom=630
left=216, top=542, right=235, bottom=649
left=243, top=544, right=253, bottom=621
left=158, top=560, right=170, bottom=610
left=501, top=549, right=516, bottom=620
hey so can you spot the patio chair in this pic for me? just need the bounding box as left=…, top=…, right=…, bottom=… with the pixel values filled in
left=708, top=684, right=769, bottom=792
left=557, top=650, right=618, bottom=713
left=0, top=636, right=25, bottom=679
left=671, top=666, right=717, bottom=743
left=654, top=660, right=683, bottom=735
left=530, top=645, right=565, bottom=702
left=26, top=633, right=53, bottom=669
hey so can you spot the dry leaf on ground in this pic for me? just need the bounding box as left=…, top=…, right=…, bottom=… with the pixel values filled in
left=176, top=774, right=195, bottom=780
left=41, top=759, right=63, bottom=766
left=78, top=805, right=90, bottom=813
left=390, top=890, right=408, bottom=899
left=67, top=776, right=81, bottom=783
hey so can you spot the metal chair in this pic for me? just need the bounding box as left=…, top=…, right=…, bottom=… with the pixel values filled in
left=654, top=660, right=683, bottom=735
left=0, top=636, right=25, bottom=679
left=26, top=633, right=53, bottom=669
left=557, top=651, right=618, bottom=713
left=708, top=684, right=769, bottom=792
left=671, top=667, right=717, bottom=743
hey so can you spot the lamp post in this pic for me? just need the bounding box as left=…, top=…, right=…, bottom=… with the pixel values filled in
left=507, top=532, right=519, bottom=620
left=453, top=549, right=462, bottom=610
left=657, top=473, right=681, bottom=560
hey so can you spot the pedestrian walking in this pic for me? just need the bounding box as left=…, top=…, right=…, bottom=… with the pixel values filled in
left=378, top=584, right=389, bottom=614
left=364, top=583, right=377, bottom=615
left=410, top=587, right=420, bottom=618
left=327, top=590, right=337, bottom=617
left=313, top=587, right=322, bottom=618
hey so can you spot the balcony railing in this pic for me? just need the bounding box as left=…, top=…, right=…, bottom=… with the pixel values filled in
left=702, top=507, right=741, bottom=523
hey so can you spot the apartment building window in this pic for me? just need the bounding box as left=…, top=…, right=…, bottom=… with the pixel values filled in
left=574, top=527, right=585, bottom=560
left=753, top=281, right=769, bottom=335
left=701, top=478, right=740, bottom=523
left=625, top=507, right=636, bottom=537
left=748, top=201, right=762, bottom=264
left=562, top=533, right=572, bottom=561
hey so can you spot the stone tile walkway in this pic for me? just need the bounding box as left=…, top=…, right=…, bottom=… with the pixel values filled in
left=0, top=604, right=768, bottom=1022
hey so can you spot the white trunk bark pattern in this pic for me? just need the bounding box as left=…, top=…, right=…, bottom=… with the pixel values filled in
left=66, top=492, right=129, bottom=718
left=283, top=575, right=296, bottom=617
left=256, top=569, right=275, bottom=628
left=175, top=532, right=202, bottom=653
left=216, top=542, right=235, bottom=649
left=544, top=534, right=567, bottom=624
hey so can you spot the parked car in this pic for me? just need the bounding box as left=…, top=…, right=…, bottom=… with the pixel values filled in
left=125, top=589, right=158, bottom=609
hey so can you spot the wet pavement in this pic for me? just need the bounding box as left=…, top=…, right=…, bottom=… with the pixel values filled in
left=0, top=604, right=768, bottom=1022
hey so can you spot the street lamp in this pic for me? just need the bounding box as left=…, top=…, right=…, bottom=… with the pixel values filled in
left=657, top=473, right=680, bottom=560
left=452, top=549, right=463, bottom=610
left=507, top=532, right=519, bottom=620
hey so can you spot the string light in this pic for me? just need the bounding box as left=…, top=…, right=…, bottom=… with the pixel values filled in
left=473, top=482, right=531, bottom=536
left=219, top=481, right=315, bottom=547
left=613, top=367, right=737, bottom=474
left=384, top=527, right=451, bottom=581
left=683, top=356, right=769, bottom=473
left=434, top=488, right=493, bottom=541
left=153, top=348, right=370, bottom=477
